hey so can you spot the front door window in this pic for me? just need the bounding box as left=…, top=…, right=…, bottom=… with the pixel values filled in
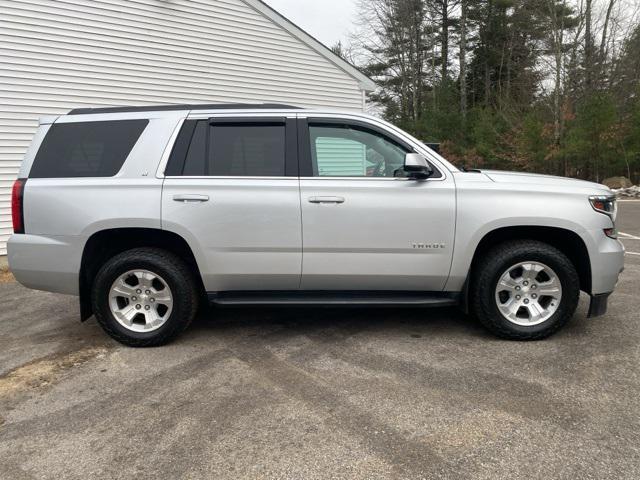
left=309, top=124, right=408, bottom=178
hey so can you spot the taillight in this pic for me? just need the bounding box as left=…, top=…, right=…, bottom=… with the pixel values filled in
left=11, top=178, right=26, bottom=234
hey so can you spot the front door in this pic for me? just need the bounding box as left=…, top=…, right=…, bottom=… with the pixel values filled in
left=298, top=118, right=456, bottom=291
left=162, top=116, right=301, bottom=292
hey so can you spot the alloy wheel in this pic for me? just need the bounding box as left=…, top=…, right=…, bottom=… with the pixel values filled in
left=494, top=261, right=562, bottom=326
left=108, top=269, right=173, bottom=333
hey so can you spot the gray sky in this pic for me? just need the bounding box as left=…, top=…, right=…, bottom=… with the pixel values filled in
left=262, top=0, right=359, bottom=47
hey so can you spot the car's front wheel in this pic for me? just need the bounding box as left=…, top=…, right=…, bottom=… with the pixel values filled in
left=92, top=248, right=198, bottom=347
left=470, top=240, right=580, bottom=340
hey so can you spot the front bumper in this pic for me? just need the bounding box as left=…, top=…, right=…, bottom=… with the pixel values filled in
left=588, top=293, right=610, bottom=317
left=588, top=233, right=625, bottom=295
left=585, top=229, right=624, bottom=318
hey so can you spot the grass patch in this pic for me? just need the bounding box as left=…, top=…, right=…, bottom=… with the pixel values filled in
left=0, top=266, right=14, bottom=283
left=0, top=347, right=109, bottom=399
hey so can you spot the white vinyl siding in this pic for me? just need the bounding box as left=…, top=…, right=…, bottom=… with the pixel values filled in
left=315, top=138, right=367, bottom=177
left=0, top=0, right=367, bottom=254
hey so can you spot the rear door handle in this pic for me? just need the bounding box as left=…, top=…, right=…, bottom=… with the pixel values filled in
left=308, top=196, right=345, bottom=204
left=173, top=194, right=210, bottom=203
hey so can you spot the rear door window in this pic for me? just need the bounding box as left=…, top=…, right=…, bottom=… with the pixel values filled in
left=209, top=124, right=285, bottom=176
left=29, top=120, right=148, bottom=178
left=166, top=120, right=287, bottom=177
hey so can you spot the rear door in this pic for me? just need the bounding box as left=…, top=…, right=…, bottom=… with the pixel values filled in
left=298, top=116, right=456, bottom=291
left=161, top=115, right=301, bottom=292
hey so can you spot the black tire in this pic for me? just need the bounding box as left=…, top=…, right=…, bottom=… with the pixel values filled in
left=470, top=240, right=580, bottom=340
left=92, top=248, right=199, bottom=347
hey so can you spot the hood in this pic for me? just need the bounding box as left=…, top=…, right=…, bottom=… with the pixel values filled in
left=481, top=170, right=611, bottom=193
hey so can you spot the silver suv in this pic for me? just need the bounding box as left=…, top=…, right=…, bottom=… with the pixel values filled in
left=8, top=104, right=625, bottom=347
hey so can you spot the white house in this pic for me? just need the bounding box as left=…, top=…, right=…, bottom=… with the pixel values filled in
left=0, top=0, right=375, bottom=255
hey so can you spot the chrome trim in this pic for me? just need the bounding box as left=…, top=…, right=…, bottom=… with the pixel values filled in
left=164, top=176, right=442, bottom=182
left=173, top=194, right=210, bottom=203
left=165, top=176, right=439, bottom=182
left=164, top=176, right=295, bottom=180
left=299, top=176, right=442, bottom=182
left=308, top=196, right=345, bottom=204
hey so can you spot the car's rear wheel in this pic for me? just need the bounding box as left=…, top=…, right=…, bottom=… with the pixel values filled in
left=92, top=248, right=198, bottom=347
left=470, top=240, right=580, bottom=340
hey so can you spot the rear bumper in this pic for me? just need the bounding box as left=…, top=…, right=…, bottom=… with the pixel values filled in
left=7, top=234, right=81, bottom=295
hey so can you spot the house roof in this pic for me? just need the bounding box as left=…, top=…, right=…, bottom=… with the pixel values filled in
left=243, top=0, right=376, bottom=92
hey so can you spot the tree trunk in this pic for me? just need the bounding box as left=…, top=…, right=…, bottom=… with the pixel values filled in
left=553, top=51, right=562, bottom=145
left=549, top=0, right=565, bottom=146
left=413, top=9, right=422, bottom=129
left=459, top=0, right=467, bottom=120
left=600, top=0, right=616, bottom=55
left=484, top=0, right=494, bottom=106
left=585, top=0, right=593, bottom=91
left=599, top=0, right=616, bottom=79
left=441, top=0, right=449, bottom=82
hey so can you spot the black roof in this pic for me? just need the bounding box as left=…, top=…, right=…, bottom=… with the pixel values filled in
left=68, top=103, right=302, bottom=115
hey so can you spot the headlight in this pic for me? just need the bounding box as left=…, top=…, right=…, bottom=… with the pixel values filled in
left=589, top=195, right=618, bottom=238
left=589, top=195, right=617, bottom=219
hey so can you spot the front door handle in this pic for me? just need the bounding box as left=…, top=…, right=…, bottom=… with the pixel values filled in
left=308, top=196, right=345, bottom=204
left=173, top=194, right=210, bottom=203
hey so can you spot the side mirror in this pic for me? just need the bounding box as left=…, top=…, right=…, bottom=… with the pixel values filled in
left=403, top=153, right=434, bottom=179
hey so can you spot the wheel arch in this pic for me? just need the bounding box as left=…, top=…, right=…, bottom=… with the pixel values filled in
left=460, top=226, right=591, bottom=313
left=79, top=228, right=204, bottom=321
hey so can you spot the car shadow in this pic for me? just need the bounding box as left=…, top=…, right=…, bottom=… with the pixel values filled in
left=184, top=304, right=489, bottom=342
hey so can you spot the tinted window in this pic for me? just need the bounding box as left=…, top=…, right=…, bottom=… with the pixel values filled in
left=182, top=121, right=208, bottom=176
left=169, top=121, right=286, bottom=177
left=30, top=120, right=148, bottom=178
left=208, top=124, right=285, bottom=176
left=309, top=124, right=408, bottom=177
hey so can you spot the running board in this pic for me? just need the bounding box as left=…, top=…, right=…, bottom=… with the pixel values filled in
left=207, top=291, right=460, bottom=307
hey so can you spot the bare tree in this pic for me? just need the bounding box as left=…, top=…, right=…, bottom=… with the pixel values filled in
left=355, top=0, right=430, bottom=127
left=599, top=0, right=616, bottom=57
left=459, top=0, right=468, bottom=119
left=428, top=0, right=460, bottom=81
left=585, top=0, right=594, bottom=90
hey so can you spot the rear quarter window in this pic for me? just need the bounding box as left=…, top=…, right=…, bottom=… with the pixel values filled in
left=29, top=119, right=148, bottom=178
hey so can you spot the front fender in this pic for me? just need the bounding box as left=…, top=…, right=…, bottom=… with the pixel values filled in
left=444, top=184, right=612, bottom=292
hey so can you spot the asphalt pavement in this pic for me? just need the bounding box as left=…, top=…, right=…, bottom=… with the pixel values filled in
left=1, top=202, right=639, bottom=479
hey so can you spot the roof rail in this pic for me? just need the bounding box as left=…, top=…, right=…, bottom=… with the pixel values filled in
left=68, top=103, right=302, bottom=115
